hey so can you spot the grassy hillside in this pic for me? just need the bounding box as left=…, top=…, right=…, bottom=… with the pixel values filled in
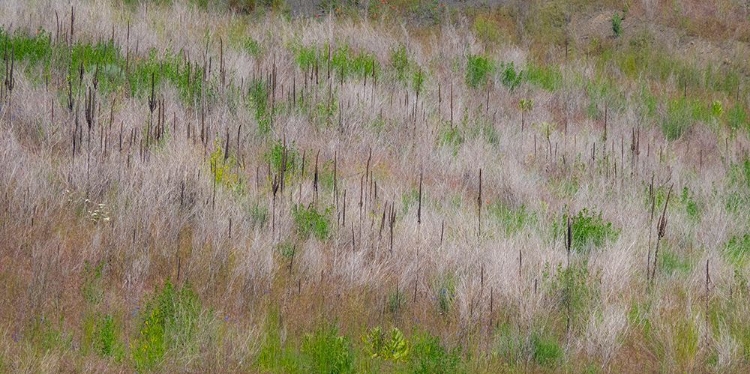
left=1, top=0, right=750, bottom=372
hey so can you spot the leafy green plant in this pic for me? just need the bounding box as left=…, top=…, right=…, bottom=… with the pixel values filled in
left=680, top=187, right=700, bottom=220
left=493, top=323, right=529, bottom=366
left=292, top=205, right=331, bottom=240
left=543, top=262, right=598, bottom=333
left=265, top=140, right=299, bottom=174
left=727, top=104, right=748, bottom=132
left=466, top=54, right=492, bottom=89
left=362, top=327, right=409, bottom=361
left=498, top=62, right=522, bottom=90
left=558, top=208, right=619, bottom=253
left=390, top=45, right=409, bottom=82
left=438, top=125, right=463, bottom=154
left=524, top=63, right=563, bottom=91
left=612, top=12, right=623, bottom=38
left=132, top=281, right=201, bottom=371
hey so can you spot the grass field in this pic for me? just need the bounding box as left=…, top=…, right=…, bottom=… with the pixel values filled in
left=1, top=0, right=750, bottom=372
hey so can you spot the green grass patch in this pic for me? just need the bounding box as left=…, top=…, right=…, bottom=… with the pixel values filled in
left=531, top=332, right=563, bottom=367
left=132, top=281, right=201, bottom=371
left=488, top=202, right=535, bottom=235
left=292, top=204, right=332, bottom=240
left=659, top=248, right=692, bottom=275
left=724, top=234, right=750, bottom=266
left=407, top=330, right=462, bottom=374
left=525, top=63, right=563, bottom=91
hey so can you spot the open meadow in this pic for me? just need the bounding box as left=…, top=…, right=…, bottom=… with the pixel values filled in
left=1, top=0, right=750, bottom=372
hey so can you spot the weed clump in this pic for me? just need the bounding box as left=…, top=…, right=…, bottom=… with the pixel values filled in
left=132, top=281, right=201, bottom=370
left=292, top=204, right=331, bottom=240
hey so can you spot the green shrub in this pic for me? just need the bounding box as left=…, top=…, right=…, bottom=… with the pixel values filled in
left=680, top=187, right=700, bottom=220
left=387, top=289, right=405, bottom=315
left=498, top=62, right=522, bottom=90
left=612, top=12, right=623, bottom=38
left=466, top=54, right=492, bottom=89
left=209, top=139, right=243, bottom=192
left=493, top=323, right=529, bottom=366
left=544, top=262, right=598, bottom=332
left=662, top=98, right=694, bottom=140
left=265, top=140, right=299, bottom=174
left=295, top=45, right=320, bottom=71
left=132, top=281, right=201, bottom=370
left=292, top=205, right=331, bottom=240
left=407, top=331, right=461, bottom=374
left=390, top=45, right=409, bottom=82
left=558, top=208, right=619, bottom=253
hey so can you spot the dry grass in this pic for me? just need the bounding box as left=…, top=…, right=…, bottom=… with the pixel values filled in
left=1, top=0, right=750, bottom=372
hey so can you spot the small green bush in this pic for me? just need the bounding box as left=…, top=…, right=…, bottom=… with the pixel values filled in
left=559, top=208, right=619, bottom=253
left=292, top=205, right=331, bottom=240
left=390, top=45, right=409, bottom=82
left=362, top=327, right=409, bottom=361
left=466, top=54, right=492, bottom=89
left=612, top=12, right=623, bottom=38
left=498, top=62, right=522, bottom=90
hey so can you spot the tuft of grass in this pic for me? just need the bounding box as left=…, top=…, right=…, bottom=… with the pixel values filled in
left=300, top=323, right=355, bottom=374
left=488, top=201, right=535, bottom=235
left=724, top=234, right=750, bottom=266
left=407, top=331, right=462, bottom=374
left=248, top=78, right=272, bottom=134
left=524, top=63, right=563, bottom=91
left=659, top=248, right=692, bottom=275
left=292, top=205, right=332, bottom=240
left=132, top=281, right=202, bottom=371
left=531, top=332, right=563, bottom=367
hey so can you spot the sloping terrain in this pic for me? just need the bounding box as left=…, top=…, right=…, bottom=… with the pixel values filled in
left=0, top=0, right=749, bottom=372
